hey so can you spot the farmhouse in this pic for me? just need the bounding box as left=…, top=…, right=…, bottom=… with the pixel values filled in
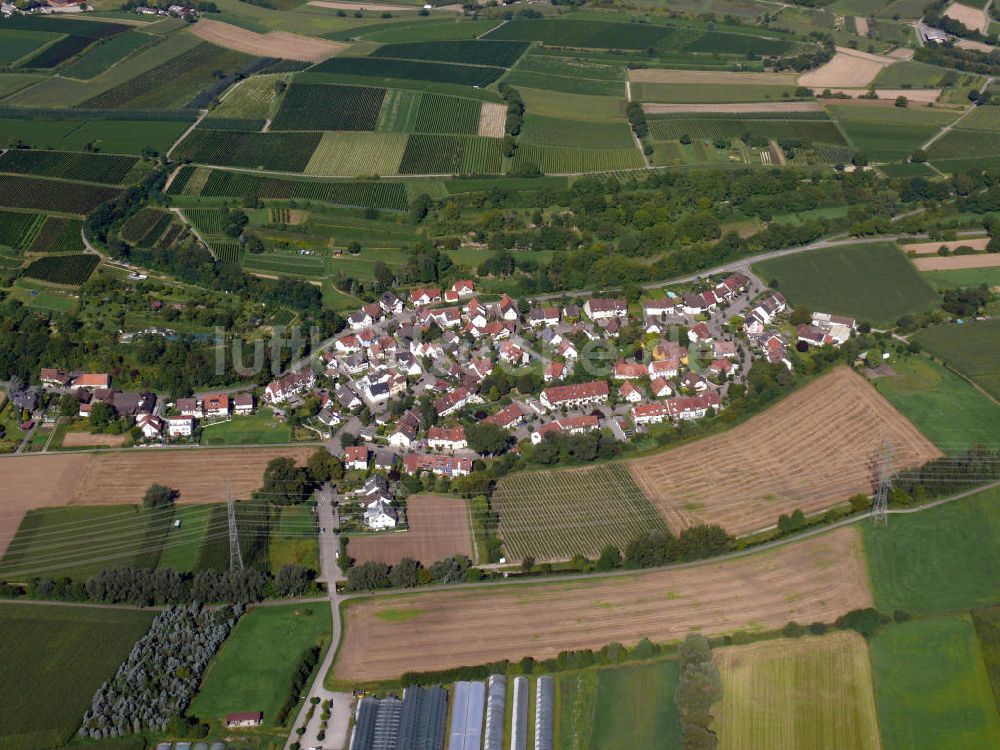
left=136, top=413, right=163, bottom=439
left=226, top=712, right=263, bottom=728
left=234, top=393, right=254, bottom=415
left=584, top=298, right=627, bottom=321
left=811, top=312, right=855, bottom=345
left=402, top=453, right=473, bottom=478
left=427, top=425, right=467, bottom=451
left=540, top=380, right=609, bottom=410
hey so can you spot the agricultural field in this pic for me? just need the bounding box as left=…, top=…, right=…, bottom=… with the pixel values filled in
left=188, top=602, right=331, bottom=729
left=870, top=616, right=1000, bottom=750
left=863, top=486, right=1000, bottom=615
left=171, top=167, right=409, bottom=211
left=584, top=661, right=681, bottom=750
left=510, top=143, right=645, bottom=173
left=972, top=606, right=1000, bottom=711
left=271, top=82, right=386, bottom=131
left=173, top=128, right=322, bottom=172
left=0, top=603, right=155, bottom=750
left=715, top=631, right=880, bottom=750
left=59, top=29, right=156, bottom=80
left=872, top=60, right=949, bottom=88
left=517, top=88, right=626, bottom=123
left=242, top=251, right=326, bottom=278
left=0, top=149, right=139, bottom=185
left=0, top=29, right=60, bottom=66
left=872, top=356, right=1000, bottom=452
left=310, top=55, right=504, bottom=87
left=200, top=409, right=293, bottom=445
left=413, top=92, right=481, bottom=135
left=495, top=463, right=667, bottom=560
left=914, top=319, right=1000, bottom=400
left=754, top=241, right=939, bottom=325
left=155, top=504, right=216, bottom=573
left=206, top=72, right=281, bottom=120
left=0, top=175, right=120, bottom=214
left=826, top=104, right=958, bottom=161
left=268, top=504, right=319, bottom=573
left=628, top=368, right=940, bottom=536
left=0, top=114, right=190, bottom=155
left=0, top=210, right=41, bottom=250
left=331, top=526, right=872, bottom=682
left=632, top=81, right=798, bottom=103
left=120, top=207, right=171, bottom=245
left=504, top=69, right=626, bottom=97
left=519, top=115, right=635, bottom=150
left=346, top=494, right=474, bottom=566
left=921, top=267, right=1000, bottom=289
left=305, top=131, right=408, bottom=176
left=27, top=217, right=85, bottom=254
left=23, top=253, right=99, bottom=286
left=398, top=134, right=504, bottom=175
left=371, top=39, right=529, bottom=67
left=928, top=128, right=1000, bottom=165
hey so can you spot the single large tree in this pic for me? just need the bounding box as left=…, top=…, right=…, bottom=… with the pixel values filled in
left=258, top=456, right=307, bottom=505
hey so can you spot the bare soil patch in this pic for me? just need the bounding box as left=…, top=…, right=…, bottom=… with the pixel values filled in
left=60, top=432, right=128, bottom=448
left=799, top=47, right=895, bottom=89
left=478, top=102, right=507, bottom=138
left=629, top=69, right=798, bottom=85
left=347, top=494, right=473, bottom=566
left=333, top=526, right=872, bottom=682
left=628, top=367, right=942, bottom=536
left=190, top=19, right=345, bottom=62
left=855, top=16, right=870, bottom=37
left=944, top=2, right=989, bottom=33
left=887, top=47, right=915, bottom=60
left=643, top=101, right=823, bottom=114
left=913, top=253, right=1000, bottom=271
left=902, top=237, right=989, bottom=255
left=957, top=38, right=994, bottom=53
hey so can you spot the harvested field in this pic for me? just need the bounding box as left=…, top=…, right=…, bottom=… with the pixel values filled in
left=799, top=47, right=894, bottom=88
left=346, top=494, right=473, bottom=566
left=902, top=237, right=989, bottom=255
left=957, top=38, right=994, bottom=53
left=190, top=19, right=344, bottom=62
left=332, top=526, right=873, bottom=682
left=913, top=253, right=1000, bottom=271
left=0, top=447, right=314, bottom=558
left=944, top=2, right=989, bottom=33
left=826, top=87, right=941, bottom=102
left=478, top=101, right=507, bottom=138
left=855, top=16, right=870, bottom=36
left=887, top=47, right=915, bottom=59
left=643, top=101, right=823, bottom=114
left=628, top=368, right=942, bottom=536
left=60, top=432, right=128, bottom=448
left=628, top=69, right=798, bottom=85
left=715, top=631, right=881, bottom=750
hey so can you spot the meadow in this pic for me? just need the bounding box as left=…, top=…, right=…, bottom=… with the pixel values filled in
left=0, top=603, right=155, bottom=750
left=972, top=606, right=1000, bottom=712
left=188, top=602, right=331, bottom=729
left=268, top=504, right=319, bottom=573
left=826, top=104, right=958, bottom=161
left=870, top=616, right=1000, bottom=750
left=914, top=319, right=1000, bottom=400
left=715, top=631, right=880, bottom=750
left=200, top=409, right=293, bottom=446
left=873, top=356, right=1000, bottom=452
left=753, top=241, right=938, bottom=326
left=862, top=487, right=1000, bottom=615
left=588, top=661, right=681, bottom=749
left=155, top=504, right=215, bottom=573
left=921, top=267, right=1000, bottom=289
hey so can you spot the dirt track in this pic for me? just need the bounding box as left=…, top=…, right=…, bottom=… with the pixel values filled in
left=628, top=368, right=941, bottom=536
left=643, top=102, right=823, bottom=114
left=190, top=19, right=345, bottom=62
left=799, top=48, right=895, bottom=89
left=913, top=253, right=1000, bottom=270
left=346, top=495, right=474, bottom=566
left=0, top=447, right=315, bottom=558
left=629, top=69, right=797, bottom=85
left=333, top=526, right=872, bottom=682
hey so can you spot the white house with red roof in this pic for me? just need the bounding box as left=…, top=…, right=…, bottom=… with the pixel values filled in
left=540, top=380, right=609, bottom=411
left=583, top=298, right=627, bottom=321
left=427, top=425, right=467, bottom=451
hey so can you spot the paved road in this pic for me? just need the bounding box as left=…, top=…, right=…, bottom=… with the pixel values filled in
left=283, top=483, right=352, bottom=750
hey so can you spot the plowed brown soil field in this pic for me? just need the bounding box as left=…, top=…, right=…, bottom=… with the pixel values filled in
left=346, top=495, right=473, bottom=566
left=629, top=367, right=941, bottom=535
left=332, top=526, right=872, bottom=682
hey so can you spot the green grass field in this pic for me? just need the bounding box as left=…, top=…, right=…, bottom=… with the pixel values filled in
left=268, top=504, right=319, bottom=573
left=827, top=104, right=958, bottom=161
left=200, top=409, right=293, bottom=445
left=517, top=88, right=626, bottom=123
left=872, top=356, right=1000, bottom=452
left=870, top=615, right=1000, bottom=750
left=590, top=661, right=681, bottom=749
left=754, top=241, right=938, bottom=326
left=0, top=603, right=154, bottom=750
left=872, top=60, right=947, bottom=88
left=188, top=602, right=331, bottom=728
left=634, top=82, right=797, bottom=103
left=914, top=320, right=1000, bottom=401
left=519, top=114, right=635, bottom=149
left=0, top=29, right=60, bottom=65
left=921, top=267, right=1000, bottom=289
left=155, top=504, right=216, bottom=573
left=972, top=606, right=1000, bottom=713
left=716, top=631, right=880, bottom=750
left=862, top=486, right=1000, bottom=615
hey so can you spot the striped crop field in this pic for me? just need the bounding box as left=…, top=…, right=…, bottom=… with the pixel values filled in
left=510, top=143, right=644, bottom=173
left=519, top=115, right=636, bottom=149
left=399, top=134, right=505, bottom=175
left=207, top=74, right=281, bottom=121
left=304, top=132, right=408, bottom=176
left=27, top=217, right=84, bottom=254
left=0, top=150, right=139, bottom=185
left=376, top=89, right=421, bottom=133
left=413, top=93, right=481, bottom=135
left=242, top=252, right=325, bottom=278
left=0, top=210, right=42, bottom=250
left=271, top=83, right=386, bottom=132
left=172, top=130, right=322, bottom=172
left=647, top=118, right=847, bottom=145
left=494, top=462, right=667, bottom=560
left=184, top=208, right=229, bottom=236
left=371, top=40, right=529, bottom=67
left=212, top=241, right=242, bottom=263
left=715, top=631, right=880, bottom=750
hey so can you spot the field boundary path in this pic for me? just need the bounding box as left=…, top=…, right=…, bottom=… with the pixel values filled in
left=922, top=76, right=992, bottom=150
left=166, top=109, right=208, bottom=160
left=171, top=207, right=217, bottom=260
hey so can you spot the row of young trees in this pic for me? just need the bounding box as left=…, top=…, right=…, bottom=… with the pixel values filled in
left=343, top=554, right=476, bottom=592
